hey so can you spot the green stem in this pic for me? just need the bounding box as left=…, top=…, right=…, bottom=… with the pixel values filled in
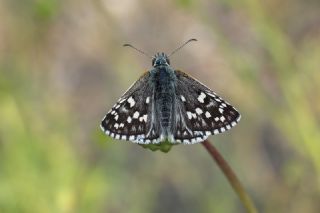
left=202, top=140, right=258, bottom=213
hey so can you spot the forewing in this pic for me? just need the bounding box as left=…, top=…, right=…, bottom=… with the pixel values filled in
left=173, top=70, right=241, bottom=144
left=100, top=72, right=160, bottom=144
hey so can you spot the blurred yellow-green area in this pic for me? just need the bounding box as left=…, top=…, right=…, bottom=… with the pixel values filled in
left=1, top=0, right=320, bottom=212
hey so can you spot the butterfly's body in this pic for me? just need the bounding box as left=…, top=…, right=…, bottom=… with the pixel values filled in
left=151, top=64, right=176, bottom=140
left=101, top=52, right=241, bottom=144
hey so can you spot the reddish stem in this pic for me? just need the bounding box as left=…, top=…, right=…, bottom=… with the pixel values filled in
left=202, top=140, right=257, bottom=213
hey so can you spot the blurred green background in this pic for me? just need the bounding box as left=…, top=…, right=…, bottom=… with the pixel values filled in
left=1, top=0, right=320, bottom=212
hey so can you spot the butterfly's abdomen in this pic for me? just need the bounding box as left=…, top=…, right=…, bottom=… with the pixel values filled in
left=158, top=93, right=172, bottom=127
left=152, top=67, right=176, bottom=132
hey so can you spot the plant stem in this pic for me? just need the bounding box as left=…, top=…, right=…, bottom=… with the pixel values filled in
left=202, top=140, right=258, bottom=213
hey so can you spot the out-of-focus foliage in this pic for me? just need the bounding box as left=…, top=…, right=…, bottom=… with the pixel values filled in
left=0, top=0, right=319, bottom=212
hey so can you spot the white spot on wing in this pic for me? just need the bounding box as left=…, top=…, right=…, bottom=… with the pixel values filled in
left=181, top=95, right=186, bottom=102
left=127, top=96, right=135, bottom=108
left=146, top=97, right=150, bottom=104
left=127, top=116, right=132, bottom=123
left=195, top=108, right=203, bottom=115
left=220, top=116, right=225, bottom=122
left=208, top=93, right=216, bottom=98
left=133, top=111, right=140, bottom=119
left=100, top=124, right=105, bottom=132
left=198, top=92, right=206, bottom=103
left=205, top=111, right=211, bottom=118
left=143, top=114, right=147, bottom=122
left=119, top=98, right=126, bottom=104
left=139, top=114, right=147, bottom=122
left=114, top=114, right=119, bottom=121
left=183, top=139, right=191, bottom=144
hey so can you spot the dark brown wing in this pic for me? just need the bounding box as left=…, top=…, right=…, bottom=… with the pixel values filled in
left=172, top=70, right=241, bottom=144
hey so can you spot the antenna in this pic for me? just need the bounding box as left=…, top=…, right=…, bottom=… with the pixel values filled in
left=168, top=38, right=197, bottom=57
left=123, top=43, right=152, bottom=59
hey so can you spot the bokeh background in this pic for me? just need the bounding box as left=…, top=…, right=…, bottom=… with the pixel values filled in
left=1, top=0, right=320, bottom=212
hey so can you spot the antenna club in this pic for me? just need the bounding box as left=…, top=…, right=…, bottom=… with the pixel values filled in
left=168, top=38, right=198, bottom=57
left=123, top=43, right=152, bottom=58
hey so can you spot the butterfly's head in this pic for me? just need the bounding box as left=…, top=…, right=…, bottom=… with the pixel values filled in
left=152, top=52, right=170, bottom=67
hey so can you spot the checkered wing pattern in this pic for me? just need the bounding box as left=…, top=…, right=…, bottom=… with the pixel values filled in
left=172, top=70, right=241, bottom=144
left=100, top=72, right=160, bottom=144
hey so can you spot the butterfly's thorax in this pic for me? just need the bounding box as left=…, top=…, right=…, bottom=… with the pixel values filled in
left=151, top=66, right=176, bottom=136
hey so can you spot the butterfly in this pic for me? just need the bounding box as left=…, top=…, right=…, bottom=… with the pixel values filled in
left=100, top=39, right=241, bottom=144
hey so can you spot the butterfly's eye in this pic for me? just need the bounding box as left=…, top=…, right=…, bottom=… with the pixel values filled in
left=153, top=58, right=162, bottom=67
